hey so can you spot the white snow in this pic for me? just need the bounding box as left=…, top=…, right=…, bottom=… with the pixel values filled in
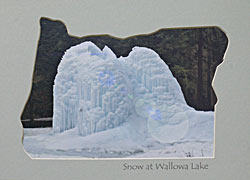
left=23, top=41, right=215, bottom=158
left=23, top=111, right=214, bottom=158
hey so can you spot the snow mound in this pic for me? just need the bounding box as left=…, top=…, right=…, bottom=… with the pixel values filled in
left=53, top=41, right=212, bottom=143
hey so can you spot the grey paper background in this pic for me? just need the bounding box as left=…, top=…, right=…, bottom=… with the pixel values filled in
left=0, top=0, right=249, bottom=180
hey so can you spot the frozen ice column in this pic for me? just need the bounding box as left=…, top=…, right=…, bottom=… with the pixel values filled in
left=119, top=47, right=193, bottom=142
left=53, top=41, right=193, bottom=141
left=53, top=42, right=132, bottom=135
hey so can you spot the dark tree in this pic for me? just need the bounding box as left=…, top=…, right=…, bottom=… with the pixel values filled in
left=197, top=29, right=204, bottom=109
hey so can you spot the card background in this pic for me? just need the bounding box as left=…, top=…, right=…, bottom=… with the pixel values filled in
left=0, top=0, right=249, bottom=180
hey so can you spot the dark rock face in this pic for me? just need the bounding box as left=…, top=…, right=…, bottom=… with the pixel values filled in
left=21, top=17, right=228, bottom=121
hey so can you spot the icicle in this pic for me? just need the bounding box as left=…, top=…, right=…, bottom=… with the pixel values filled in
left=53, top=41, right=188, bottom=138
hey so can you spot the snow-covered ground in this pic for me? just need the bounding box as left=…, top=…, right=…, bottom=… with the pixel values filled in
left=23, top=110, right=214, bottom=158
left=23, top=42, right=214, bottom=158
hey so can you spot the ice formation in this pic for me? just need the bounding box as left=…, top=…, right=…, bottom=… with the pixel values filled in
left=53, top=42, right=133, bottom=135
left=23, top=41, right=215, bottom=158
left=53, top=41, right=194, bottom=140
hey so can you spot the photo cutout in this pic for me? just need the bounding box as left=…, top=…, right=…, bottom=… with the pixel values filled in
left=21, top=17, right=228, bottom=158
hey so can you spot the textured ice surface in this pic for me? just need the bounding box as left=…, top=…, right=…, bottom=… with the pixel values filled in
left=23, top=41, right=215, bottom=158
left=53, top=41, right=213, bottom=143
left=53, top=42, right=133, bottom=135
